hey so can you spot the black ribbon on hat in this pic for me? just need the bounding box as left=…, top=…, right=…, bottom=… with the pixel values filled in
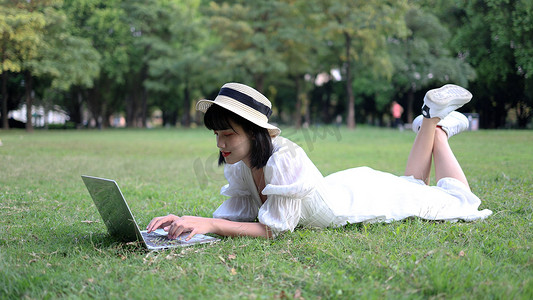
left=218, top=87, right=272, bottom=118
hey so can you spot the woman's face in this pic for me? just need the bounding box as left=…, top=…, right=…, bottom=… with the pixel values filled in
left=214, top=121, right=252, bottom=166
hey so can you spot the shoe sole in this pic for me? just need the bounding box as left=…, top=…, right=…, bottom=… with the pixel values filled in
left=425, top=84, right=472, bottom=107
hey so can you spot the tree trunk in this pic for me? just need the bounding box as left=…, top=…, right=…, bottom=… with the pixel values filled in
left=1, top=35, right=9, bottom=129
left=182, top=80, right=191, bottom=127
left=75, top=90, right=84, bottom=128
left=87, top=88, right=101, bottom=129
left=344, top=32, right=356, bottom=129
left=126, top=92, right=142, bottom=128
left=141, top=87, right=148, bottom=128
left=163, top=109, right=178, bottom=127
left=254, top=75, right=264, bottom=93
left=293, top=76, right=302, bottom=129
left=140, top=64, right=148, bottom=128
left=102, top=103, right=111, bottom=129
left=321, top=80, right=332, bottom=124
left=1, top=71, right=8, bottom=129
left=302, top=78, right=311, bottom=126
left=407, top=86, right=415, bottom=123
left=25, top=71, right=34, bottom=132
left=304, top=93, right=311, bottom=126
left=516, top=101, right=529, bottom=128
left=125, top=94, right=134, bottom=128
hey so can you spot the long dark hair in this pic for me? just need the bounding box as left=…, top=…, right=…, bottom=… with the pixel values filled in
left=204, top=104, right=273, bottom=169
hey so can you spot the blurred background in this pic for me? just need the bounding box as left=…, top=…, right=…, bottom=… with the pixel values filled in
left=1, top=0, right=532, bottom=132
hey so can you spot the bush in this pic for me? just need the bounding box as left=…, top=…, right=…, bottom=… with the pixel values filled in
left=47, top=121, right=77, bottom=130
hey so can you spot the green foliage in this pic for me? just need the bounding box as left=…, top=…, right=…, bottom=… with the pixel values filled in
left=46, top=121, right=76, bottom=129
left=485, top=0, right=533, bottom=78
left=82, top=0, right=132, bottom=83
left=313, top=0, right=410, bottom=128
left=446, top=0, right=533, bottom=127
left=1, top=0, right=533, bottom=129
left=206, top=0, right=289, bottom=90
left=29, top=6, right=101, bottom=90
left=390, top=7, right=475, bottom=91
left=318, top=0, right=408, bottom=71
left=0, top=5, right=46, bottom=73
left=137, top=1, right=205, bottom=91
left=0, top=128, right=532, bottom=298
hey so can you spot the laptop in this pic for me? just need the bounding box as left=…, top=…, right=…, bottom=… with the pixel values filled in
left=81, top=175, right=219, bottom=250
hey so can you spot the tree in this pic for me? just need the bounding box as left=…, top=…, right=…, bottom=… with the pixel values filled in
left=206, top=1, right=288, bottom=92
left=316, top=0, right=409, bottom=128
left=266, top=0, right=322, bottom=128
left=27, top=4, right=100, bottom=129
left=431, top=0, right=533, bottom=128
left=122, top=0, right=164, bottom=128
left=479, top=0, right=533, bottom=127
left=131, top=0, right=210, bottom=127
left=388, top=6, right=475, bottom=122
left=0, top=3, right=45, bottom=130
left=63, top=0, right=133, bottom=128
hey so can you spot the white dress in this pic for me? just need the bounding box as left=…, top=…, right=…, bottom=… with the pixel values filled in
left=213, top=136, right=493, bottom=237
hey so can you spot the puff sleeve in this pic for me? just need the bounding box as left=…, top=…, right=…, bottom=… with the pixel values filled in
left=258, top=138, right=323, bottom=237
left=213, top=161, right=261, bottom=222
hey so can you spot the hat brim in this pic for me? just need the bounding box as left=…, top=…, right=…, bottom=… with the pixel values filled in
left=197, top=99, right=281, bottom=137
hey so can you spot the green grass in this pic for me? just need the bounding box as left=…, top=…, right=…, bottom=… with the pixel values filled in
left=1, top=127, right=532, bottom=299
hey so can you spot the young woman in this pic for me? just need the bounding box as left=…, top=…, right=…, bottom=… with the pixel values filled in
left=147, top=83, right=492, bottom=240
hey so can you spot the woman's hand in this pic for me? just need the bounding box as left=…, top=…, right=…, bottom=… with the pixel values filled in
left=146, top=214, right=213, bottom=241
left=147, top=214, right=273, bottom=240
left=146, top=214, right=180, bottom=233
left=166, top=215, right=214, bottom=240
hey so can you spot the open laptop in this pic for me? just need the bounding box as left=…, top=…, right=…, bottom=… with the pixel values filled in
left=81, top=175, right=219, bottom=250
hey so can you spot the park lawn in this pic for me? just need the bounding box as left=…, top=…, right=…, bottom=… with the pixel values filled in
left=0, top=126, right=532, bottom=299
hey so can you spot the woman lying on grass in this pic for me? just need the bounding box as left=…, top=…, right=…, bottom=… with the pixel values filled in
left=147, top=83, right=492, bottom=240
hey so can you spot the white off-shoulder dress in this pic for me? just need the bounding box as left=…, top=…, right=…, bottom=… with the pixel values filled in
left=213, top=136, right=492, bottom=237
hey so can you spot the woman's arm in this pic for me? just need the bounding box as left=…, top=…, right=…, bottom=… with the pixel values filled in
left=146, top=214, right=273, bottom=240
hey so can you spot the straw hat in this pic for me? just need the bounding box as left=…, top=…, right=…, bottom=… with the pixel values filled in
left=196, top=83, right=281, bottom=137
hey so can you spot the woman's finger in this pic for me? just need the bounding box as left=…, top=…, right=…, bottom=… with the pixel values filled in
left=185, top=229, right=196, bottom=241
left=148, top=217, right=167, bottom=232
left=147, top=215, right=178, bottom=232
left=169, top=220, right=185, bottom=239
left=146, top=218, right=160, bottom=232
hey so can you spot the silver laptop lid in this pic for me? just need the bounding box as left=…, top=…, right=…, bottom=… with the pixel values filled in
left=81, top=175, right=142, bottom=242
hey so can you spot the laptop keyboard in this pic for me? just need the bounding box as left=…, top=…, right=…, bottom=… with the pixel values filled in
left=142, top=231, right=187, bottom=248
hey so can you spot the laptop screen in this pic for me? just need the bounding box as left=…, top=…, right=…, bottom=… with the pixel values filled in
left=82, top=176, right=142, bottom=242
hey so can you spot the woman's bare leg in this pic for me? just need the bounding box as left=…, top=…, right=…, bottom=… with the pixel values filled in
left=407, top=84, right=473, bottom=186
left=404, top=117, right=440, bottom=184
left=433, top=127, right=470, bottom=189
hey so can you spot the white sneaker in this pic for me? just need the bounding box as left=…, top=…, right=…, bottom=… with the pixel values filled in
left=421, top=84, right=472, bottom=119
left=412, top=111, right=469, bottom=138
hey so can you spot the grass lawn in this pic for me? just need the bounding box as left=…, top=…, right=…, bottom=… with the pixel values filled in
left=1, top=126, right=532, bottom=299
